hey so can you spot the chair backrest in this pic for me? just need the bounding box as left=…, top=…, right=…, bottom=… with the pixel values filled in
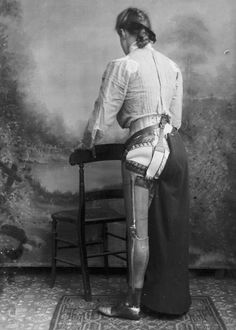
left=69, top=144, right=124, bottom=165
left=69, top=144, right=125, bottom=226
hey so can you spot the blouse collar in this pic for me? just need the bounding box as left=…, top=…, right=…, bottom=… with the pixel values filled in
left=129, top=41, right=153, bottom=53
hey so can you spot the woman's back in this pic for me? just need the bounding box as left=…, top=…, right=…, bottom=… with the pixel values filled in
left=115, top=43, right=183, bottom=129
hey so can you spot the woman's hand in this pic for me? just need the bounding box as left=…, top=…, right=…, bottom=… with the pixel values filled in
left=76, top=142, right=96, bottom=158
left=77, top=141, right=88, bottom=150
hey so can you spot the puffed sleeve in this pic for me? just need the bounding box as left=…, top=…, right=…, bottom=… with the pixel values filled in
left=82, top=59, right=132, bottom=148
left=169, top=68, right=183, bottom=129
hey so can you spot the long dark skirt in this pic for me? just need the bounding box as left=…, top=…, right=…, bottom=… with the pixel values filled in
left=141, top=131, right=191, bottom=315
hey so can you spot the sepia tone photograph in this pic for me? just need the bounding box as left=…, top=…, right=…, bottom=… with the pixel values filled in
left=0, top=0, right=235, bottom=329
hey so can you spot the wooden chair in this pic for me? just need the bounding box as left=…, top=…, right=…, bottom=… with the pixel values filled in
left=50, top=143, right=127, bottom=301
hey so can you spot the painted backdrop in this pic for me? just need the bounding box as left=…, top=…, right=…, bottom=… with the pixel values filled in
left=0, top=0, right=235, bottom=268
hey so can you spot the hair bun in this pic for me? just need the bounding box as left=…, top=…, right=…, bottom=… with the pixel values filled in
left=116, top=7, right=156, bottom=48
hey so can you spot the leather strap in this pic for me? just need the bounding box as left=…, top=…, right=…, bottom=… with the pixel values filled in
left=129, top=115, right=160, bottom=136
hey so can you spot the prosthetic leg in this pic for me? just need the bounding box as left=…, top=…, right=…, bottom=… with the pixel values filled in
left=98, top=174, right=150, bottom=320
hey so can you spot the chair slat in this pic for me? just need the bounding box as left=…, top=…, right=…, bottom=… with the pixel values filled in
left=69, top=144, right=124, bottom=165
left=52, top=206, right=125, bottom=223
left=107, top=232, right=126, bottom=241
left=56, top=237, right=77, bottom=246
left=55, top=257, right=79, bottom=267
left=87, top=250, right=126, bottom=258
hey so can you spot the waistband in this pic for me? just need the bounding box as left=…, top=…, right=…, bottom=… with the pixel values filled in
left=129, top=115, right=160, bottom=136
left=125, top=123, right=176, bottom=150
left=125, top=124, right=158, bottom=150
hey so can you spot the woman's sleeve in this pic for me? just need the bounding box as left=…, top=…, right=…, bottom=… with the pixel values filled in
left=169, top=68, right=183, bottom=130
left=82, top=60, right=131, bottom=148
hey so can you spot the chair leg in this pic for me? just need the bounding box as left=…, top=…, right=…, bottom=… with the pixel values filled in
left=125, top=230, right=129, bottom=284
left=78, top=231, right=92, bottom=301
left=50, top=217, right=57, bottom=288
left=102, top=223, right=109, bottom=276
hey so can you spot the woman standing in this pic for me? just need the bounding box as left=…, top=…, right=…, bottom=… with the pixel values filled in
left=81, top=7, right=191, bottom=320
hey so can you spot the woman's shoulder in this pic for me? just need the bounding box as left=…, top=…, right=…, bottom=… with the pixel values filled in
left=154, top=49, right=181, bottom=73
left=106, top=56, right=139, bottom=75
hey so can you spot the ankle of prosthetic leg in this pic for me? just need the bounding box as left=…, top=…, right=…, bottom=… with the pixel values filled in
left=125, top=287, right=142, bottom=309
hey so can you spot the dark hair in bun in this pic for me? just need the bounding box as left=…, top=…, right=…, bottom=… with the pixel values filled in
left=115, top=7, right=156, bottom=48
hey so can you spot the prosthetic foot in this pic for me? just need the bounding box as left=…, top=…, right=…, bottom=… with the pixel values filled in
left=98, top=288, right=142, bottom=320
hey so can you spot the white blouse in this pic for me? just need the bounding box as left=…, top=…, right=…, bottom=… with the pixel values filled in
left=82, top=43, right=183, bottom=148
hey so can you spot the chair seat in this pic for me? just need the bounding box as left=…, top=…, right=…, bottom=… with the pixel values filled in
left=52, top=206, right=125, bottom=224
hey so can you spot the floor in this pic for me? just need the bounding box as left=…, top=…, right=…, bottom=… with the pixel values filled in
left=0, top=268, right=235, bottom=330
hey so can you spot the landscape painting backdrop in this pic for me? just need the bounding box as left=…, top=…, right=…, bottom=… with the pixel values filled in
left=0, top=0, right=235, bottom=268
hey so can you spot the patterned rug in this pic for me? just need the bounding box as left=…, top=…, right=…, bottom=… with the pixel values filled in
left=50, top=295, right=226, bottom=330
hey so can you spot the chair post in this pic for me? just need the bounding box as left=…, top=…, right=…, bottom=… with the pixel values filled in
left=78, top=163, right=92, bottom=301
left=102, top=223, right=109, bottom=275
left=50, top=216, right=57, bottom=287
left=125, top=229, right=130, bottom=284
